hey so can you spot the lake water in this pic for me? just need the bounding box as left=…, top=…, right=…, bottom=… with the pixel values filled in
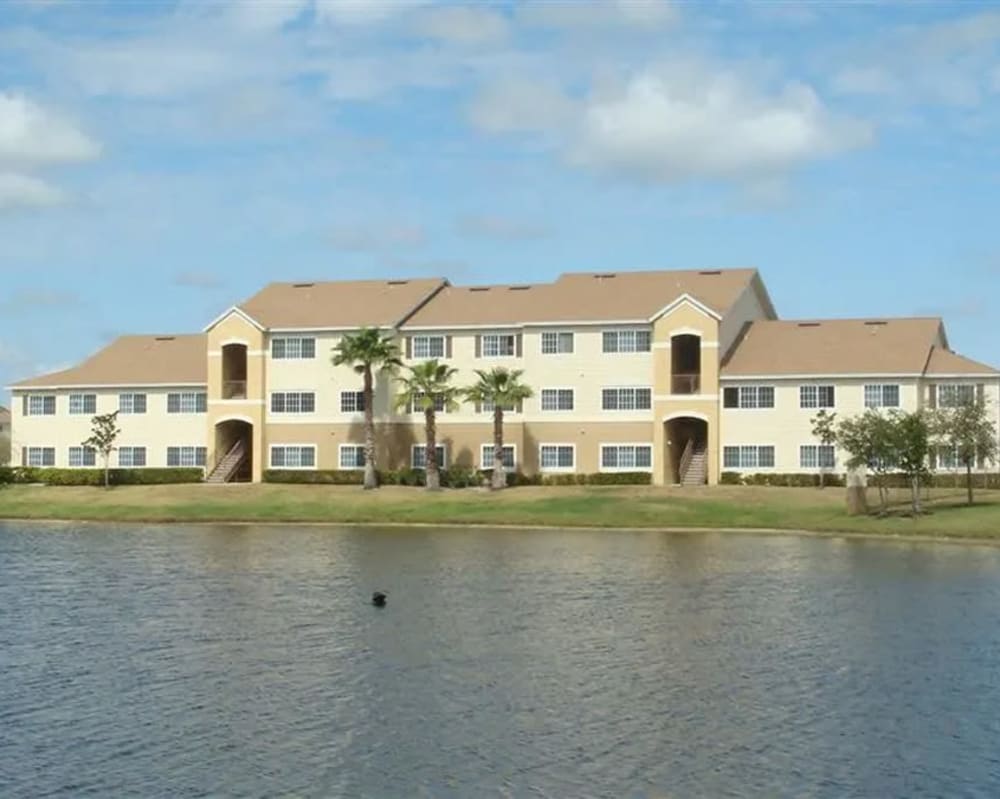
left=2, top=523, right=1000, bottom=798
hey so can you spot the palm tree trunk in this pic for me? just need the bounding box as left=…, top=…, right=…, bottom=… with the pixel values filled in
left=491, top=407, right=506, bottom=490
left=967, top=462, right=974, bottom=505
left=425, top=408, right=440, bottom=490
left=363, top=366, right=377, bottom=490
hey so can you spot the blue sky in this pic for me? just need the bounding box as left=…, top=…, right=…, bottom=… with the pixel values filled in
left=1, top=0, right=999, bottom=396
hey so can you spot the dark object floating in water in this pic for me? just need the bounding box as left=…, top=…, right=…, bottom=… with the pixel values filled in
left=372, top=591, right=388, bottom=607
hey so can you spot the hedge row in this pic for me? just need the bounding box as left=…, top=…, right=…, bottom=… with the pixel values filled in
left=264, top=469, right=652, bottom=487
left=0, top=467, right=204, bottom=486
left=721, top=471, right=1000, bottom=489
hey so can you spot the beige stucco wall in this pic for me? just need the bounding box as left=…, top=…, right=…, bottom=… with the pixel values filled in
left=719, top=282, right=772, bottom=357
left=10, top=387, right=208, bottom=468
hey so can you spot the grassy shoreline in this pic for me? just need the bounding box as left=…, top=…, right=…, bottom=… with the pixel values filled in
left=1, top=483, right=999, bottom=541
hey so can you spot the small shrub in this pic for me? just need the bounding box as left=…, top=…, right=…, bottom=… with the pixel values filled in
left=263, top=469, right=364, bottom=485
left=720, top=471, right=743, bottom=485
left=7, top=468, right=202, bottom=486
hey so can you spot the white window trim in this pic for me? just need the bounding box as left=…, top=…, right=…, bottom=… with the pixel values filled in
left=26, top=395, right=57, bottom=416
left=68, top=446, right=97, bottom=468
left=166, top=446, right=207, bottom=468
left=538, top=443, right=576, bottom=473
left=601, top=328, right=653, bottom=354
left=411, top=334, right=446, bottom=360
left=270, top=336, right=317, bottom=360
left=339, top=390, right=366, bottom=414
left=863, top=383, right=901, bottom=409
left=798, top=443, right=837, bottom=471
left=540, top=387, right=575, bottom=412
left=26, top=446, right=57, bottom=467
left=480, top=332, right=518, bottom=359
left=798, top=384, right=836, bottom=410
left=479, top=443, right=517, bottom=471
left=269, top=390, right=317, bottom=414
left=269, top=444, right=318, bottom=470
left=68, top=393, right=97, bottom=415
left=167, top=391, right=208, bottom=414
left=338, top=443, right=367, bottom=469
left=724, top=385, right=776, bottom=410
left=540, top=330, right=574, bottom=355
left=118, top=392, right=147, bottom=414
left=117, top=446, right=148, bottom=468
left=599, top=443, right=654, bottom=473
left=411, top=443, right=449, bottom=469
left=936, top=383, right=977, bottom=408
left=722, top=444, right=777, bottom=471
left=601, top=386, right=653, bottom=411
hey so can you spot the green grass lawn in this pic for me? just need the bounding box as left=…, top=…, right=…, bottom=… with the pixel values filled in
left=1, top=482, right=999, bottom=540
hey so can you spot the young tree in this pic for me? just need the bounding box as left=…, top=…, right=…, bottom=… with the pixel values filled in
left=810, top=409, right=838, bottom=488
left=83, top=410, right=121, bottom=488
left=463, top=368, right=534, bottom=489
left=395, top=360, right=461, bottom=490
left=888, top=409, right=931, bottom=515
left=935, top=399, right=999, bottom=505
left=332, top=327, right=402, bottom=490
left=837, top=410, right=895, bottom=513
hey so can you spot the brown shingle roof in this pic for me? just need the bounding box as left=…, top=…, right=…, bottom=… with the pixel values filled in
left=721, top=318, right=946, bottom=377
left=10, top=334, right=207, bottom=388
left=924, top=346, right=999, bottom=376
left=402, top=268, right=767, bottom=327
left=234, top=278, right=447, bottom=329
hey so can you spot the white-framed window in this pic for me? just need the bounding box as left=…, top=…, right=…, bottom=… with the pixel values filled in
left=864, top=384, right=900, bottom=408
left=723, top=386, right=775, bottom=409
left=412, top=335, right=445, bottom=359
left=167, top=392, right=207, bottom=413
left=270, top=391, right=316, bottom=414
left=26, top=447, right=56, bottom=467
left=481, top=444, right=516, bottom=471
left=799, top=385, right=835, bottom=409
left=167, top=446, right=207, bottom=467
left=119, top=393, right=147, bottom=414
left=539, top=444, right=575, bottom=471
left=68, top=446, right=97, bottom=468
left=409, top=392, right=447, bottom=413
left=937, top=384, right=976, bottom=408
left=69, top=393, right=97, bottom=415
left=340, top=391, right=365, bottom=413
left=339, top=445, right=366, bottom=469
left=118, top=447, right=147, bottom=468
left=270, top=445, right=316, bottom=469
left=481, top=399, right=517, bottom=413
left=541, top=331, right=574, bottom=355
left=800, top=445, right=836, bottom=469
left=481, top=333, right=516, bottom=358
left=540, top=388, right=574, bottom=411
left=412, top=444, right=447, bottom=469
left=600, top=444, right=653, bottom=471
left=602, top=329, right=651, bottom=353
left=26, top=395, right=56, bottom=416
left=934, top=445, right=960, bottom=470
left=723, top=445, right=776, bottom=469
left=271, top=337, right=316, bottom=359
left=601, top=387, right=652, bottom=411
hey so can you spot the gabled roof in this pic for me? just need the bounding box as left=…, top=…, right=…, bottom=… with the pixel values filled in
left=10, top=335, right=207, bottom=388
left=721, top=317, right=948, bottom=377
left=924, top=346, right=1000, bottom=376
left=402, top=268, right=765, bottom=327
left=231, top=277, right=448, bottom=330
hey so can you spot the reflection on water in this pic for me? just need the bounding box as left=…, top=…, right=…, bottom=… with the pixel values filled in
left=2, top=523, right=1000, bottom=798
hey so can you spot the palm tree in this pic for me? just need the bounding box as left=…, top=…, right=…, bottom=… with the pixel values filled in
left=395, top=360, right=461, bottom=490
left=332, top=327, right=402, bottom=490
left=464, top=368, right=533, bottom=489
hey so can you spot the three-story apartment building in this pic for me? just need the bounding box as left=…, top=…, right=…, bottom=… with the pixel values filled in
left=9, top=268, right=999, bottom=484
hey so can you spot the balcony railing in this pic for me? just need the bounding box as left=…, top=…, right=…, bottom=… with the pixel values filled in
left=223, top=380, right=247, bottom=400
left=671, top=373, right=701, bottom=395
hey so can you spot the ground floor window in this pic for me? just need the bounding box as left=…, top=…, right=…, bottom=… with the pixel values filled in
left=68, top=446, right=97, bottom=467
left=339, top=445, right=366, bottom=469
left=270, top=445, right=316, bottom=469
left=723, top=445, right=775, bottom=469
left=412, top=445, right=447, bottom=469
left=799, top=445, right=835, bottom=469
left=167, top=446, right=207, bottom=467
left=934, top=445, right=960, bottom=470
left=118, top=447, right=147, bottom=467
left=539, top=444, right=574, bottom=471
left=481, top=444, right=516, bottom=470
left=600, top=444, right=652, bottom=471
left=26, top=447, right=56, bottom=467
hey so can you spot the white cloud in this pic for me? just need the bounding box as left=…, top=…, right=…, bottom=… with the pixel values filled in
left=457, top=214, right=551, bottom=241
left=571, top=64, right=873, bottom=182
left=518, top=0, right=677, bottom=31
left=329, top=222, right=426, bottom=251
left=0, top=172, right=67, bottom=210
left=0, top=93, right=100, bottom=166
left=467, top=80, right=578, bottom=134
left=831, top=66, right=900, bottom=97
left=412, top=5, right=509, bottom=45
left=226, top=0, right=310, bottom=32
left=314, top=0, right=427, bottom=26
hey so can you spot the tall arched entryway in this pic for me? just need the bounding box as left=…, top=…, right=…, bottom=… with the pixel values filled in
left=209, top=419, right=253, bottom=482
left=665, top=416, right=708, bottom=486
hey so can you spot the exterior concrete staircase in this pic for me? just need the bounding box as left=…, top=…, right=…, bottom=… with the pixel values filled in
left=680, top=442, right=708, bottom=486
left=206, top=440, right=246, bottom=484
